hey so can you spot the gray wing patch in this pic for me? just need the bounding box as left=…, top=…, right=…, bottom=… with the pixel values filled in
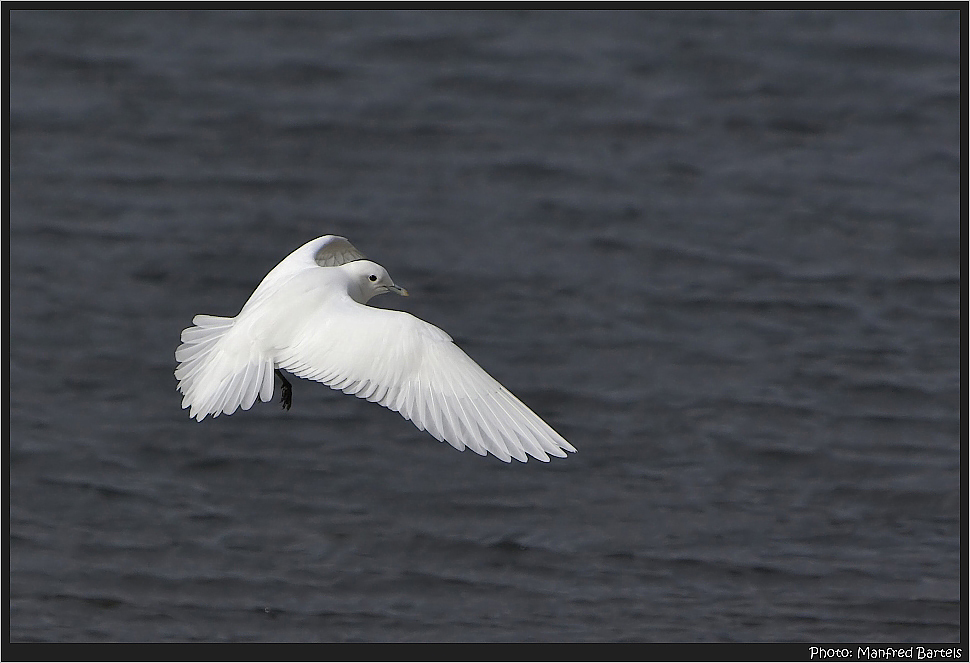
left=313, top=236, right=366, bottom=267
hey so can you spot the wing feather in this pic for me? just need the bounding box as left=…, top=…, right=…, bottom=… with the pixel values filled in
left=312, top=236, right=366, bottom=267
left=277, top=300, right=572, bottom=462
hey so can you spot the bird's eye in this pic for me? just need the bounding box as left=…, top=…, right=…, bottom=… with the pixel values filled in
left=369, top=274, right=378, bottom=282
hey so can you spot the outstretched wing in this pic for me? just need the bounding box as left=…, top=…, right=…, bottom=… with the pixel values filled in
left=276, top=300, right=575, bottom=463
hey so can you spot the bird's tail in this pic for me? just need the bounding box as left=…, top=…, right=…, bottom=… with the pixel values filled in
left=175, top=314, right=276, bottom=421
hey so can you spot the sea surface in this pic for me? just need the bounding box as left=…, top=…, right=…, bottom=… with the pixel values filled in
left=7, top=10, right=962, bottom=642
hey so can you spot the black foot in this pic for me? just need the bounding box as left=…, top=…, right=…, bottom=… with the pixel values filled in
left=275, top=369, right=292, bottom=411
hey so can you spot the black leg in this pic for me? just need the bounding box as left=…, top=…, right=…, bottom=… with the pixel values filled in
left=275, top=369, right=292, bottom=411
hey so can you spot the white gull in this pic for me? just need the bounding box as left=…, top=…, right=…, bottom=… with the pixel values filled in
left=175, top=235, right=575, bottom=463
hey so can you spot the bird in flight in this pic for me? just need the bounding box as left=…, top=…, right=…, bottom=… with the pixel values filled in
left=175, top=236, right=575, bottom=463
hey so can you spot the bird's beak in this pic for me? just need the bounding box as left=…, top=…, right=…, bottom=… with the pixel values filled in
left=388, top=284, right=409, bottom=297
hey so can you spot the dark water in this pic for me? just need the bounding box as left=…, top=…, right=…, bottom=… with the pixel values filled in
left=8, top=10, right=961, bottom=643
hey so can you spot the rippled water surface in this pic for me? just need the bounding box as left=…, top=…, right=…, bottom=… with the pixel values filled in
left=8, top=10, right=961, bottom=642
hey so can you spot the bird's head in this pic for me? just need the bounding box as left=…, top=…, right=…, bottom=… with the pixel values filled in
left=342, top=260, right=409, bottom=303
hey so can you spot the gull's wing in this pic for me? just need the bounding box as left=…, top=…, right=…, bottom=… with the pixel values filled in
left=240, top=236, right=366, bottom=316
left=276, top=300, right=575, bottom=463
left=312, top=235, right=366, bottom=267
